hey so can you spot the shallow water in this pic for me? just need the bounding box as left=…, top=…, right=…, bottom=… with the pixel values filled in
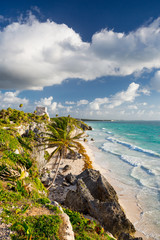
left=86, top=121, right=160, bottom=240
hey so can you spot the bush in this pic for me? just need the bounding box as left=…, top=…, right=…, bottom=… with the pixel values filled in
left=11, top=215, right=62, bottom=240
left=2, top=151, right=32, bottom=169
left=36, top=197, right=51, bottom=205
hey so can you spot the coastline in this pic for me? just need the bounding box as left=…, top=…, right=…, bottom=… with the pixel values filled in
left=46, top=137, right=154, bottom=240
left=81, top=140, right=154, bottom=240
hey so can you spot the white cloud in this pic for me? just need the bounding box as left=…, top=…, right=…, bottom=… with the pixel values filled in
left=57, top=103, right=65, bottom=108
left=1, top=15, right=160, bottom=89
left=0, top=91, right=28, bottom=108
left=77, top=99, right=89, bottom=106
left=128, top=105, right=138, bottom=110
left=141, top=102, right=147, bottom=106
left=89, top=82, right=139, bottom=110
left=151, top=71, right=160, bottom=92
left=89, top=97, right=109, bottom=110
left=65, top=101, right=75, bottom=105
left=139, top=88, right=150, bottom=95
left=50, top=102, right=57, bottom=111
left=35, top=96, right=53, bottom=106
left=108, top=82, right=139, bottom=108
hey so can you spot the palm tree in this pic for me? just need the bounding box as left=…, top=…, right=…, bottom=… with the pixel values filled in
left=40, top=117, right=86, bottom=190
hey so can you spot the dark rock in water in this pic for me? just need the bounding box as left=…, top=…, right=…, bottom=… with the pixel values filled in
left=91, top=138, right=94, bottom=141
left=65, top=169, right=136, bottom=238
left=118, top=232, right=143, bottom=240
left=65, top=173, right=77, bottom=185
left=62, top=165, right=72, bottom=172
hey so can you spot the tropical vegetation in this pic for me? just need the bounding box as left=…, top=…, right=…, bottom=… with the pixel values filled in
left=0, top=107, right=113, bottom=240
left=39, top=116, right=92, bottom=189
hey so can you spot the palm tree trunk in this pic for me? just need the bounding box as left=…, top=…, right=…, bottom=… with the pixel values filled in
left=47, top=152, right=62, bottom=190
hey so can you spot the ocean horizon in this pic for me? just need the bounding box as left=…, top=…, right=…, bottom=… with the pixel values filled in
left=86, top=120, right=160, bottom=240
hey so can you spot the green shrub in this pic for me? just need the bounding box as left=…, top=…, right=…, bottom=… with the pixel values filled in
left=0, top=189, right=23, bottom=203
left=0, top=129, right=21, bottom=151
left=45, top=204, right=61, bottom=214
left=36, top=197, right=51, bottom=205
left=64, top=208, right=114, bottom=240
left=34, top=177, right=46, bottom=192
left=2, top=151, right=32, bottom=169
left=11, top=215, right=62, bottom=240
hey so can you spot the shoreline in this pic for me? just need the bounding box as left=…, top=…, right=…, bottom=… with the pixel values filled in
left=46, top=138, right=154, bottom=240
left=81, top=140, right=154, bottom=240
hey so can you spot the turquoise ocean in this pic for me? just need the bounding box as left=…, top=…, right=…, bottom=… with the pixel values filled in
left=86, top=121, right=160, bottom=240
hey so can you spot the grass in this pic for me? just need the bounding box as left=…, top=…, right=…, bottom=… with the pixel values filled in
left=11, top=215, right=62, bottom=240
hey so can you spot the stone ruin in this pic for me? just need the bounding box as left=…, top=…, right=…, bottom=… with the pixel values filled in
left=35, top=106, right=50, bottom=120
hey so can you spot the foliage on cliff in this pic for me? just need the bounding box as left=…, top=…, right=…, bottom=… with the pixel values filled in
left=0, top=107, right=49, bottom=127
left=0, top=108, right=113, bottom=240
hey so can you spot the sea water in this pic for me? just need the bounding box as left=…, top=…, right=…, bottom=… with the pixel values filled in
left=86, top=121, right=160, bottom=240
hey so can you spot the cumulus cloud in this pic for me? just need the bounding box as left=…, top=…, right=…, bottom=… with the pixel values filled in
left=34, top=96, right=66, bottom=114
left=88, top=82, right=140, bottom=110
left=35, top=96, right=53, bottom=106
left=139, top=88, right=151, bottom=95
left=128, top=105, right=138, bottom=110
left=89, top=97, right=109, bottom=110
left=65, top=101, right=75, bottom=105
left=151, top=71, right=160, bottom=92
left=1, top=15, right=160, bottom=89
left=77, top=99, right=89, bottom=106
left=108, top=82, right=140, bottom=108
left=0, top=91, right=28, bottom=108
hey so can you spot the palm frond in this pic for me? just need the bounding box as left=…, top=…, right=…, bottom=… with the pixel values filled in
left=47, top=147, right=60, bottom=162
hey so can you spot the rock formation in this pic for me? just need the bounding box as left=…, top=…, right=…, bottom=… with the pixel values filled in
left=51, top=201, right=75, bottom=240
left=65, top=169, right=136, bottom=238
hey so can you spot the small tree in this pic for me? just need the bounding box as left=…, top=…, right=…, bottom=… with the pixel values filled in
left=40, top=117, right=86, bottom=189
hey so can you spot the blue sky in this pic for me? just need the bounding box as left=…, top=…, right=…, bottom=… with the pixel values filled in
left=0, top=0, right=160, bottom=120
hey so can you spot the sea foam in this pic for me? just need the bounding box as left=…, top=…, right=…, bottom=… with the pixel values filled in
left=106, top=136, right=160, bottom=158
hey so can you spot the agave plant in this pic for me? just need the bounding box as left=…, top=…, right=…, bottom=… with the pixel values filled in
left=0, top=163, right=27, bottom=182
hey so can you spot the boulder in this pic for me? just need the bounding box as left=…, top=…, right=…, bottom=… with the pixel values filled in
left=63, top=165, right=72, bottom=172
left=65, top=169, right=136, bottom=238
left=77, top=169, right=118, bottom=202
left=65, top=173, right=77, bottom=185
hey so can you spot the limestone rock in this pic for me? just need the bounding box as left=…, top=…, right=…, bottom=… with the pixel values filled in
left=77, top=169, right=118, bottom=202
left=41, top=172, right=51, bottom=186
left=65, top=169, right=135, bottom=238
left=51, top=201, right=75, bottom=240
left=65, top=173, right=77, bottom=185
